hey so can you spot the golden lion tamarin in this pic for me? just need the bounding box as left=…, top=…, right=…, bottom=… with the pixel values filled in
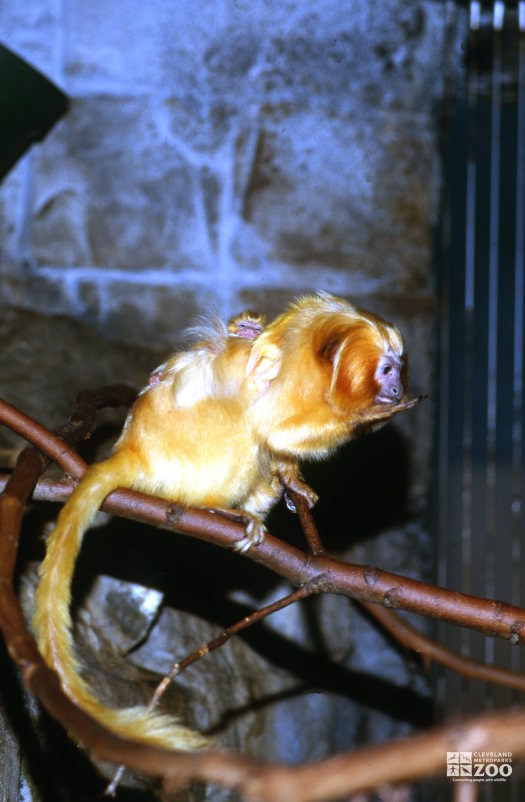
left=226, top=309, right=266, bottom=340
left=34, top=292, right=420, bottom=751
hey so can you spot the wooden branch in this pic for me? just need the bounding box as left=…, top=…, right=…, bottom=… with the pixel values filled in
left=0, top=398, right=86, bottom=478
left=14, top=473, right=525, bottom=691
left=1, top=391, right=525, bottom=801
left=239, top=709, right=524, bottom=802
left=2, top=397, right=524, bottom=643
left=289, top=489, right=525, bottom=692
left=3, top=467, right=525, bottom=644
left=107, top=579, right=325, bottom=795
left=361, top=601, right=525, bottom=691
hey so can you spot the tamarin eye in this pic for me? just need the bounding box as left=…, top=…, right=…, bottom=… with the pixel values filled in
left=382, top=364, right=392, bottom=375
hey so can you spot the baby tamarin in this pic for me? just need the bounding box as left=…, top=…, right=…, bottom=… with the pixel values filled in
left=34, top=292, right=420, bottom=751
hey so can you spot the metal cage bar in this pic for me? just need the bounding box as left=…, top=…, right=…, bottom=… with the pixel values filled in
left=437, top=3, right=525, bottom=799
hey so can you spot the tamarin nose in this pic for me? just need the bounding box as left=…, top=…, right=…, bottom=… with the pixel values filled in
left=390, top=383, right=401, bottom=399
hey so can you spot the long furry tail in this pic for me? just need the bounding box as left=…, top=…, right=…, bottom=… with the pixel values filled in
left=33, top=451, right=208, bottom=750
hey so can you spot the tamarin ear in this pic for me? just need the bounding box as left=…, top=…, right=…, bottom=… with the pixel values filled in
left=318, top=334, right=345, bottom=364
left=245, top=341, right=282, bottom=393
left=314, top=322, right=353, bottom=365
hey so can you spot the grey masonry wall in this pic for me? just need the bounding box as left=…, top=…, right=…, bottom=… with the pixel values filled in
left=1, top=1, right=452, bottom=347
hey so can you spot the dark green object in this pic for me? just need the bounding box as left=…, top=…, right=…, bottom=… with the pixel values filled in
left=0, top=44, right=69, bottom=181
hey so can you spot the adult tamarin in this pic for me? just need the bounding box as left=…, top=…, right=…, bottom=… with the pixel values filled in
left=34, top=292, right=420, bottom=751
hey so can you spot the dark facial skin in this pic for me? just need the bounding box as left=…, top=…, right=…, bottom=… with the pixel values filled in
left=374, top=352, right=404, bottom=404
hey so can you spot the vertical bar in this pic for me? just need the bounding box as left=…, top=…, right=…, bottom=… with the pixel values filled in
left=466, top=6, right=492, bottom=712
left=485, top=2, right=502, bottom=613
left=442, top=95, right=469, bottom=711
left=467, top=88, right=491, bottom=705
left=437, top=6, right=525, bottom=798
left=463, top=17, right=486, bottom=716
left=515, top=4, right=525, bottom=684
left=493, top=63, right=518, bottom=714
left=516, top=34, right=525, bottom=790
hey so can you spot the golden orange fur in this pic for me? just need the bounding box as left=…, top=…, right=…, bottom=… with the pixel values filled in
left=34, top=292, right=417, bottom=752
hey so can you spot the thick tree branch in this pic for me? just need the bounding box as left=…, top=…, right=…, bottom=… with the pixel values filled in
left=289, top=490, right=525, bottom=692
left=3, top=466, right=525, bottom=644
left=1, top=391, right=524, bottom=800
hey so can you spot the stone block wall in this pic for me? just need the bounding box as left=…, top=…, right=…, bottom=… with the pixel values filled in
left=1, top=1, right=452, bottom=347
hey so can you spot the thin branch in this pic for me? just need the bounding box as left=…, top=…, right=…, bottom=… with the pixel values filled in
left=288, top=488, right=525, bottom=692
left=106, top=578, right=325, bottom=796
left=153, top=578, right=326, bottom=706
left=0, top=388, right=136, bottom=479
left=0, top=398, right=86, bottom=478
left=361, top=601, right=525, bottom=692
left=282, top=486, right=324, bottom=555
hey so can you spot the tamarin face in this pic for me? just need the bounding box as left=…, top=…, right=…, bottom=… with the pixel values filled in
left=323, top=317, right=407, bottom=417
left=227, top=310, right=266, bottom=340
left=373, top=351, right=406, bottom=404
